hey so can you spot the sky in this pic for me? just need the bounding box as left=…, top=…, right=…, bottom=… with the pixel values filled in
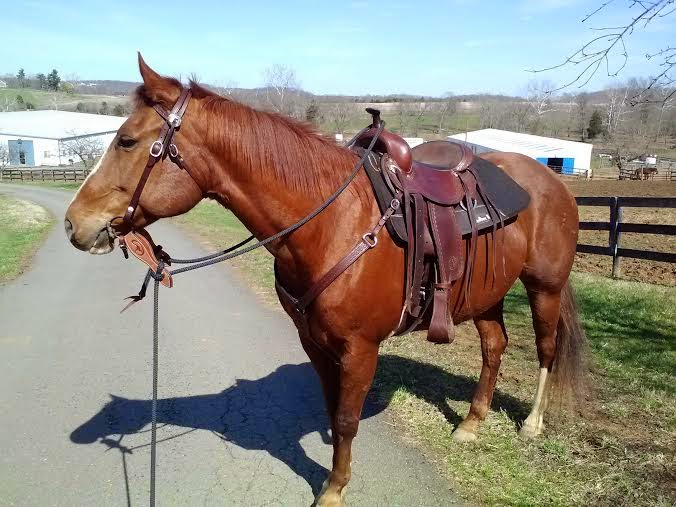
left=0, top=0, right=672, bottom=97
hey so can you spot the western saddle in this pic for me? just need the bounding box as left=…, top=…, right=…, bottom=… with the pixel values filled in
left=352, top=108, right=508, bottom=344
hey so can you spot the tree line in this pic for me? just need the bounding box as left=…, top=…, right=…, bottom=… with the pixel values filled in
left=13, top=68, right=63, bottom=92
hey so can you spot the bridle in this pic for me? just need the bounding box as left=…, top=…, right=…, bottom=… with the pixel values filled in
left=114, top=87, right=196, bottom=287
left=123, top=87, right=194, bottom=229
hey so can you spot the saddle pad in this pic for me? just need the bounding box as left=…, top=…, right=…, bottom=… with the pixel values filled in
left=361, top=150, right=531, bottom=245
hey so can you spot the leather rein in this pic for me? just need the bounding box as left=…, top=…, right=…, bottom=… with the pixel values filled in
left=115, top=89, right=395, bottom=312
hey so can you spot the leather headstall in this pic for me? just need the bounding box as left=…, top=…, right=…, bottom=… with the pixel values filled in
left=117, top=87, right=194, bottom=287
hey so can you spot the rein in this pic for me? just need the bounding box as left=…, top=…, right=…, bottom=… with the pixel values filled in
left=116, top=90, right=390, bottom=507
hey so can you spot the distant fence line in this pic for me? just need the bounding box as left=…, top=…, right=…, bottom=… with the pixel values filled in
left=576, top=196, right=676, bottom=277
left=618, top=164, right=676, bottom=181
left=0, top=168, right=91, bottom=182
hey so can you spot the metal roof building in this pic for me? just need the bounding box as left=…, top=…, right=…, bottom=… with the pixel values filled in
left=448, top=128, right=593, bottom=176
left=0, top=111, right=126, bottom=167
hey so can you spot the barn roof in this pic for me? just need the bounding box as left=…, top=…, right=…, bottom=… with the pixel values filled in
left=448, top=128, right=592, bottom=155
left=0, top=110, right=126, bottom=140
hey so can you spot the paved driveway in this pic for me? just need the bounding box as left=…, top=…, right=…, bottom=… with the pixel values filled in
left=0, top=185, right=459, bottom=506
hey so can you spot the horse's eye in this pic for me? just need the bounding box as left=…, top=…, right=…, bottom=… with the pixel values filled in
left=117, top=136, right=137, bottom=149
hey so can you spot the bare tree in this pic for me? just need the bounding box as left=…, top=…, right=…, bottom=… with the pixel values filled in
left=1, top=95, right=17, bottom=112
left=411, top=102, right=428, bottom=136
left=0, top=144, right=10, bottom=169
left=604, top=84, right=630, bottom=135
left=533, top=0, right=676, bottom=103
left=395, top=102, right=412, bottom=135
left=325, top=101, right=355, bottom=135
left=435, top=95, right=457, bottom=134
left=574, top=92, right=590, bottom=141
left=60, top=135, right=104, bottom=169
left=526, top=80, right=557, bottom=133
left=263, top=64, right=304, bottom=118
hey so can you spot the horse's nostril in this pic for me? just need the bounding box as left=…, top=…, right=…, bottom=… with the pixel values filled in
left=64, top=218, right=74, bottom=239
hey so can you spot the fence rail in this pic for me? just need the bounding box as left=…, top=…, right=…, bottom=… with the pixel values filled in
left=0, top=168, right=91, bottom=182
left=575, top=196, right=676, bottom=277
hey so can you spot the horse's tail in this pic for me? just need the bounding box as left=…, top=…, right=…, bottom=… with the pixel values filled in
left=550, top=280, right=588, bottom=413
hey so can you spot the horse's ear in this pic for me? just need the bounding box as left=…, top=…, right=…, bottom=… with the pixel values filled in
left=137, top=52, right=182, bottom=107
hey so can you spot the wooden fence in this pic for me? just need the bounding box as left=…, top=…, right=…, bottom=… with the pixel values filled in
left=0, top=168, right=91, bottom=182
left=576, top=196, right=676, bottom=277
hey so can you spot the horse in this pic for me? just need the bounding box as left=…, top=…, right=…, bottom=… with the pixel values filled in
left=65, top=55, right=586, bottom=506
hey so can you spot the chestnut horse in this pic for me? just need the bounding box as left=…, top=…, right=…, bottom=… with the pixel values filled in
left=65, top=55, right=586, bottom=506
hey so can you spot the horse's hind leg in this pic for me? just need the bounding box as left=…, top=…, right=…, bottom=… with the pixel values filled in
left=453, top=299, right=508, bottom=443
left=519, top=288, right=561, bottom=438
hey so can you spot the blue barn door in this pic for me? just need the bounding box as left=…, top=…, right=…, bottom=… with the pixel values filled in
left=8, top=139, right=35, bottom=166
left=562, top=157, right=575, bottom=175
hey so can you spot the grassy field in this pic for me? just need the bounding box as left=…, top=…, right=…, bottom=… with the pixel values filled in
left=172, top=199, right=675, bottom=506
left=0, top=194, right=54, bottom=283
left=0, top=87, right=127, bottom=112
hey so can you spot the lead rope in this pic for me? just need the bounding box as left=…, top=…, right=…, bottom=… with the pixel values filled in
left=136, top=122, right=384, bottom=506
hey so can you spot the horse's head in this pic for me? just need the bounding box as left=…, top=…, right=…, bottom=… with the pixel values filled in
left=70, top=394, right=147, bottom=444
left=64, top=54, right=205, bottom=254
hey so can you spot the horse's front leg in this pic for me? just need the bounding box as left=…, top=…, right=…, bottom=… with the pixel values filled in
left=314, top=337, right=379, bottom=507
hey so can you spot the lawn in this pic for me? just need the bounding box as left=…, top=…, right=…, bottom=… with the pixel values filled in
left=173, top=199, right=675, bottom=506
left=0, top=194, right=54, bottom=283
left=0, top=87, right=127, bottom=112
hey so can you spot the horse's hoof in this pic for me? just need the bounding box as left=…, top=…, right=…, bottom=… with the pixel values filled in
left=315, top=494, right=344, bottom=507
left=452, top=427, right=478, bottom=443
left=519, top=423, right=543, bottom=439
left=315, top=480, right=345, bottom=507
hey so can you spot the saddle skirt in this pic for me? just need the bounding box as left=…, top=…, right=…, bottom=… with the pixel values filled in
left=360, top=148, right=530, bottom=245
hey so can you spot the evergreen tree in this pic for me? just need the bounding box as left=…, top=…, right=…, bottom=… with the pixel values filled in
left=36, top=73, right=47, bottom=90
left=76, top=102, right=85, bottom=112
left=47, top=69, right=61, bottom=91
left=99, top=101, right=109, bottom=115
left=16, top=68, right=26, bottom=88
left=587, top=109, right=605, bottom=139
left=305, top=100, right=320, bottom=126
left=112, top=104, right=126, bottom=116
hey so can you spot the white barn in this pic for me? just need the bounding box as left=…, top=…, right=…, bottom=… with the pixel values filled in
left=448, top=129, right=593, bottom=177
left=0, top=111, right=126, bottom=167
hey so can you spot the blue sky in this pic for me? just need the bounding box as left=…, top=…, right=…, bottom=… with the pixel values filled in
left=1, top=0, right=671, bottom=96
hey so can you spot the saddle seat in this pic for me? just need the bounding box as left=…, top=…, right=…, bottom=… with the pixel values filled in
left=355, top=116, right=474, bottom=206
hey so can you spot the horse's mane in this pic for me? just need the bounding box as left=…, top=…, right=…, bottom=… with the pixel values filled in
left=137, top=82, right=362, bottom=200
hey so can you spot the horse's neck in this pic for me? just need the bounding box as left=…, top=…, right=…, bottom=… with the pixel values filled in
left=203, top=116, right=368, bottom=276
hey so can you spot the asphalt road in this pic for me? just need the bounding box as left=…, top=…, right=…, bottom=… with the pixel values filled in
left=0, top=184, right=460, bottom=507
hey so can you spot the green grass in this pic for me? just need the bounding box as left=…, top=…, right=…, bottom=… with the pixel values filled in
left=172, top=200, right=276, bottom=302
left=375, top=277, right=675, bottom=506
left=0, top=194, right=54, bottom=283
left=173, top=199, right=675, bottom=506
left=0, top=87, right=126, bottom=112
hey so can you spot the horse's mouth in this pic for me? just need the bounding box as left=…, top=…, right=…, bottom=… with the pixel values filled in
left=85, top=227, right=116, bottom=255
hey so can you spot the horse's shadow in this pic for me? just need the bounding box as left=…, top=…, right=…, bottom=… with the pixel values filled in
left=71, top=356, right=528, bottom=495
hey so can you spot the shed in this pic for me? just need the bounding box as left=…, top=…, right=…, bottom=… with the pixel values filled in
left=448, top=129, right=593, bottom=176
left=0, top=110, right=126, bottom=167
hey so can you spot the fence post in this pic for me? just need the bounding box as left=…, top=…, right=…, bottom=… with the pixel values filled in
left=609, top=197, right=623, bottom=278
